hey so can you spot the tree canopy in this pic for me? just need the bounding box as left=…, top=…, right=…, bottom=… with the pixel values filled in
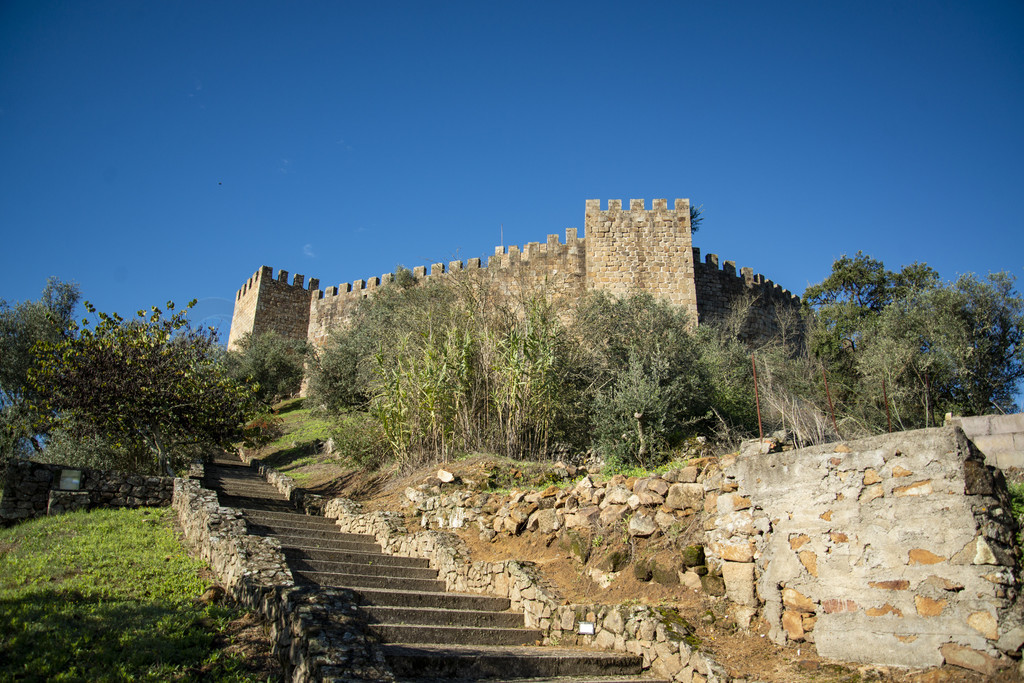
left=29, top=300, right=260, bottom=474
left=804, top=253, right=1023, bottom=426
left=0, top=278, right=80, bottom=459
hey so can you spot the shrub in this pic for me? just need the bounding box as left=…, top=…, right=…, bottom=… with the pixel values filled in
left=328, top=412, right=390, bottom=469
left=225, top=331, right=309, bottom=406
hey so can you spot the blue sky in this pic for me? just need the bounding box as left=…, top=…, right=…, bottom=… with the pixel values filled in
left=1, top=1, right=1022, bottom=340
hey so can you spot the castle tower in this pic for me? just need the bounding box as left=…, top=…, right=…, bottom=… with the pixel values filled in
left=227, top=266, right=319, bottom=351
left=583, top=198, right=699, bottom=322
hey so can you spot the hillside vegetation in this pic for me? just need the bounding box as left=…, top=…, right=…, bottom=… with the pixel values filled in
left=1, top=252, right=1021, bottom=476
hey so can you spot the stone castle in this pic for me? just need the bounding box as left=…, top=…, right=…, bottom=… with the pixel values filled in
left=227, top=198, right=801, bottom=350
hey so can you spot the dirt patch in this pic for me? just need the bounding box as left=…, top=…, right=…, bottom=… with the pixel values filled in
left=212, top=611, right=283, bottom=682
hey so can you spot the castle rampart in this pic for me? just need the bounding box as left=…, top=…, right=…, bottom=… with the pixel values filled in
left=228, top=199, right=801, bottom=351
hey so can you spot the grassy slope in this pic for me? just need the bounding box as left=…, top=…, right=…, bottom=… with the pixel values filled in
left=0, top=507, right=268, bottom=682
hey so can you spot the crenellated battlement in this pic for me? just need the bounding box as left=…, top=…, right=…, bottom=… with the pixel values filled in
left=585, top=197, right=690, bottom=214
left=692, top=248, right=800, bottom=304
left=229, top=197, right=800, bottom=351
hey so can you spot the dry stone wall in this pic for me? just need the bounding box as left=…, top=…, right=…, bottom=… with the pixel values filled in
left=705, top=426, right=1021, bottom=674
left=173, top=471, right=394, bottom=682
left=229, top=198, right=801, bottom=352
left=0, top=460, right=174, bottom=523
left=322, top=497, right=730, bottom=683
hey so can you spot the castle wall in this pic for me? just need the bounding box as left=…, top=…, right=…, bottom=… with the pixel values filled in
left=693, top=249, right=802, bottom=342
left=305, top=230, right=588, bottom=348
left=228, top=198, right=802, bottom=352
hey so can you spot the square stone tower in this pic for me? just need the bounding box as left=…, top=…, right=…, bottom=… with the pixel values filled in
left=583, top=198, right=698, bottom=323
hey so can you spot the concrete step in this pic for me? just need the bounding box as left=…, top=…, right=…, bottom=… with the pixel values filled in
left=290, top=558, right=439, bottom=580
left=369, top=623, right=543, bottom=647
left=381, top=644, right=647, bottom=681
left=284, top=547, right=430, bottom=569
left=272, top=535, right=382, bottom=553
left=354, top=586, right=512, bottom=612
left=295, top=569, right=446, bottom=592
left=362, top=605, right=526, bottom=629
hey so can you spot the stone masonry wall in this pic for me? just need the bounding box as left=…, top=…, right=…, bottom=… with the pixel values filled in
left=584, top=198, right=699, bottom=323
left=229, top=198, right=801, bottom=352
left=704, top=426, right=1021, bottom=673
left=228, top=266, right=320, bottom=351
left=173, top=471, right=393, bottom=682
left=0, top=460, right=174, bottom=523
left=693, top=249, right=802, bottom=342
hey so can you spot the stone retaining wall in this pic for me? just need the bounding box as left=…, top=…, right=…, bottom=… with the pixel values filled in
left=704, top=426, right=1022, bottom=674
left=0, top=460, right=174, bottom=523
left=172, top=472, right=393, bottom=682
left=323, top=498, right=730, bottom=683
left=405, top=465, right=711, bottom=542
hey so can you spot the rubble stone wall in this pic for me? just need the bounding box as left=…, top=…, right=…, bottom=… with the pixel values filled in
left=0, top=460, right=174, bottom=523
left=323, top=497, right=730, bottom=683
left=705, top=426, right=1021, bottom=672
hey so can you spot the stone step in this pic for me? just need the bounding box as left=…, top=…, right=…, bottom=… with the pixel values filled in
left=295, top=569, right=446, bottom=592
left=284, top=547, right=430, bottom=569
left=362, top=605, right=526, bottom=629
left=244, top=524, right=372, bottom=544
left=290, top=558, right=439, bottom=580
left=246, top=523, right=371, bottom=543
left=240, top=509, right=342, bottom=528
left=369, top=623, right=543, bottom=647
left=205, top=469, right=269, bottom=480
left=272, top=535, right=382, bottom=553
left=354, top=586, right=512, bottom=612
left=215, top=495, right=295, bottom=512
left=214, top=484, right=288, bottom=498
left=203, top=455, right=664, bottom=683
left=380, top=644, right=647, bottom=681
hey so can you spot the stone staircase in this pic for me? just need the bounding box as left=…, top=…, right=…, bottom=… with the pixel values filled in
left=204, top=453, right=667, bottom=682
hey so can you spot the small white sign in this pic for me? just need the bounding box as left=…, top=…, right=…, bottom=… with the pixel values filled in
left=59, top=469, right=82, bottom=491
left=578, top=621, right=595, bottom=635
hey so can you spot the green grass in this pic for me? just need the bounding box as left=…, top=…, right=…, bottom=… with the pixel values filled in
left=264, top=399, right=332, bottom=452
left=0, top=507, right=268, bottom=682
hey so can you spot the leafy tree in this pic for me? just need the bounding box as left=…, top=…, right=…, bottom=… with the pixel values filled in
left=225, top=331, right=309, bottom=406
left=804, top=254, right=1023, bottom=430
left=0, top=278, right=80, bottom=460
left=29, top=301, right=260, bottom=475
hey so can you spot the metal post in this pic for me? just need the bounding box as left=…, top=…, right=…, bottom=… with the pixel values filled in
left=822, top=367, right=840, bottom=438
left=752, top=353, right=763, bottom=443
